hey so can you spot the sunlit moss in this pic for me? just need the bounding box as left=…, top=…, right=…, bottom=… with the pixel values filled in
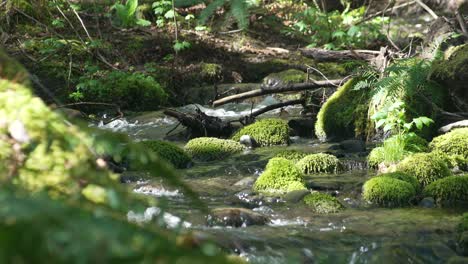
left=253, top=158, right=306, bottom=195
left=185, top=137, right=245, bottom=161
left=303, top=192, right=343, bottom=213
left=297, top=153, right=341, bottom=174
left=362, top=177, right=416, bottom=207
left=423, top=175, right=468, bottom=206
left=232, top=118, right=289, bottom=147
left=397, top=153, right=451, bottom=186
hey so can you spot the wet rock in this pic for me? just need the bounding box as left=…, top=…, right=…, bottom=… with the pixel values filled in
left=233, top=176, right=256, bottom=188
left=339, top=139, right=366, bottom=153
left=438, top=120, right=468, bottom=134
left=284, top=189, right=310, bottom=203
left=419, top=197, right=436, bottom=208
left=327, top=144, right=341, bottom=151
left=207, top=208, right=269, bottom=227
left=234, top=190, right=265, bottom=208
left=288, top=119, right=315, bottom=138
left=341, top=159, right=367, bottom=171
left=239, top=135, right=258, bottom=148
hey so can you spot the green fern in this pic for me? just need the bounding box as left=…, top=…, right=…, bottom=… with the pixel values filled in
left=177, top=0, right=250, bottom=29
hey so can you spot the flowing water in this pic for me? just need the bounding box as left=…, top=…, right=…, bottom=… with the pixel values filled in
left=96, top=101, right=466, bottom=264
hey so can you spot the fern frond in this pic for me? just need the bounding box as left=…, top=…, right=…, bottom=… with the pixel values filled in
left=229, top=0, right=248, bottom=29
left=199, top=0, right=226, bottom=25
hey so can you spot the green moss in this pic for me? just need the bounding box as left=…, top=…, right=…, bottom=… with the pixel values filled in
left=297, top=153, right=341, bottom=174
left=232, top=118, right=289, bottom=147
left=368, top=146, right=385, bottom=168
left=253, top=158, right=306, bottom=195
left=368, top=134, right=429, bottom=169
left=377, top=171, right=420, bottom=192
left=362, top=177, right=416, bottom=207
left=0, top=79, right=111, bottom=197
left=315, top=78, right=370, bottom=141
left=265, top=69, right=306, bottom=84
left=431, top=150, right=466, bottom=170
left=432, top=44, right=468, bottom=80
left=303, top=192, right=343, bottom=214
left=423, top=175, right=468, bottom=205
left=397, top=153, right=452, bottom=186
left=75, top=70, right=167, bottom=111
left=185, top=137, right=245, bottom=161
left=200, top=63, right=222, bottom=78
left=274, top=150, right=307, bottom=163
left=458, top=213, right=468, bottom=257
left=429, top=128, right=468, bottom=169
left=140, top=140, right=191, bottom=169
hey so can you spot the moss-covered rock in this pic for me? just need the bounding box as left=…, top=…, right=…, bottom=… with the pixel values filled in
left=377, top=171, right=420, bottom=192
left=315, top=78, right=370, bottom=141
left=303, top=192, right=343, bottom=214
left=185, top=137, right=245, bottom=161
left=0, top=80, right=111, bottom=195
left=362, top=177, right=416, bottom=207
left=297, top=153, right=341, bottom=174
left=232, top=119, right=289, bottom=147
left=264, top=69, right=306, bottom=84
left=274, top=150, right=307, bottom=163
left=141, top=140, right=191, bottom=169
left=253, top=158, right=306, bottom=195
left=397, top=153, right=452, bottom=186
left=368, top=146, right=385, bottom=168
left=423, top=175, right=468, bottom=206
left=429, top=128, right=468, bottom=169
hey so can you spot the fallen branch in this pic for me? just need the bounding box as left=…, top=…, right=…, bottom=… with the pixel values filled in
left=164, top=108, right=233, bottom=138
left=300, top=48, right=380, bottom=62
left=212, top=79, right=342, bottom=107
left=231, top=99, right=306, bottom=125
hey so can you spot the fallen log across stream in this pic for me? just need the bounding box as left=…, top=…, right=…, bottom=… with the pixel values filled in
left=300, top=48, right=381, bottom=62
left=212, top=79, right=343, bottom=107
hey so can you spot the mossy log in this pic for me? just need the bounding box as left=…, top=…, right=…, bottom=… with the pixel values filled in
left=163, top=108, right=233, bottom=138
left=212, top=79, right=342, bottom=107
left=300, top=48, right=379, bottom=62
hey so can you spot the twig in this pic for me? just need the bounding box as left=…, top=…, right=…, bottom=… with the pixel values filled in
left=354, top=0, right=416, bottom=27
left=53, top=0, right=85, bottom=44
left=166, top=122, right=181, bottom=136
left=66, top=0, right=93, bottom=41
left=305, top=65, right=339, bottom=87
left=415, top=0, right=438, bottom=20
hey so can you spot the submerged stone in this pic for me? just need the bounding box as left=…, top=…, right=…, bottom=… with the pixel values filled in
left=284, top=189, right=310, bottom=203
left=303, top=192, right=344, bottom=214
left=207, top=208, right=269, bottom=227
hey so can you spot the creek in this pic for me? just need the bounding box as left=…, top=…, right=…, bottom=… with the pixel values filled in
left=96, top=99, right=464, bottom=264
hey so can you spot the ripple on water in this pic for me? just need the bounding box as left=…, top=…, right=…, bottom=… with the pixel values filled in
left=127, top=207, right=191, bottom=228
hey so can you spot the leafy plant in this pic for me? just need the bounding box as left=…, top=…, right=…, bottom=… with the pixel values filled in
left=153, top=0, right=175, bottom=27
left=113, top=0, right=151, bottom=27
left=289, top=4, right=386, bottom=49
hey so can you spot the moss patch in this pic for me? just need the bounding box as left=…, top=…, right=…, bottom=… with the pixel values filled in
left=429, top=128, right=468, bottom=169
left=362, top=177, right=416, bottom=207
left=274, top=150, right=307, bottom=163
left=377, top=171, right=420, bottom=192
left=232, top=118, right=289, bottom=147
left=314, top=78, right=370, bottom=141
left=423, top=175, right=468, bottom=206
left=264, top=69, right=306, bottom=84
left=185, top=137, right=245, bottom=161
left=140, top=140, right=191, bottom=169
left=297, top=153, right=341, bottom=174
left=397, top=153, right=452, bottom=186
left=303, top=192, right=343, bottom=214
left=253, top=158, right=306, bottom=195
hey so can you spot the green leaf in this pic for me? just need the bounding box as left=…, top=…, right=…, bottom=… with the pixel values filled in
left=136, top=19, right=151, bottom=26
left=164, top=10, right=175, bottom=19
left=413, top=119, right=423, bottom=130
left=383, top=123, right=393, bottom=132
left=375, top=119, right=386, bottom=128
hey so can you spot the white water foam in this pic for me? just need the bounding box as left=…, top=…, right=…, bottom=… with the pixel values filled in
left=127, top=207, right=191, bottom=228
left=134, top=185, right=181, bottom=197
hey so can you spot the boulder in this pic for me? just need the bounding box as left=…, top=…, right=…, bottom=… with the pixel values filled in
left=438, top=120, right=468, bottom=134
left=207, top=208, right=269, bottom=227
left=339, top=139, right=366, bottom=153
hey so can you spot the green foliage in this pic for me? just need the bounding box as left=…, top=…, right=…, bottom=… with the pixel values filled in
left=366, top=58, right=445, bottom=121
left=289, top=5, right=386, bottom=50
left=367, top=146, right=385, bottom=168
left=315, top=78, right=370, bottom=141
left=72, top=69, right=167, bottom=111
left=362, top=177, right=416, bottom=207
left=397, top=153, right=452, bottom=187
left=232, top=118, right=289, bottom=147
left=296, top=153, right=341, bottom=174
left=377, top=171, right=420, bottom=192
left=253, top=158, right=306, bottom=195
left=140, top=140, right=192, bottom=169
left=423, top=175, right=468, bottom=206
left=274, top=150, right=307, bottom=163
left=152, top=0, right=174, bottom=27
left=429, top=128, right=468, bottom=169
left=371, top=101, right=434, bottom=136
left=113, top=0, right=151, bottom=27
left=185, top=137, right=245, bottom=161
left=0, top=188, right=233, bottom=263
left=198, top=0, right=250, bottom=29
left=173, top=40, right=192, bottom=52
left=303, top=192, right=343, bottom=214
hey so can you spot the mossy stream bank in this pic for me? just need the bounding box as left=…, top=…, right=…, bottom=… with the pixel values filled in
left=99, top=106, right=466, bottom=264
